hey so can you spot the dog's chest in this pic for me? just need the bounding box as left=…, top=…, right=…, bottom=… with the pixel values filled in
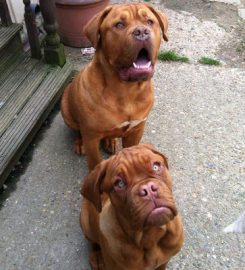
left=98, top=87, right=153, bottom=135
left=102, top=110, right=148, bottom=136
left=115, top=117, right=147, bottom=133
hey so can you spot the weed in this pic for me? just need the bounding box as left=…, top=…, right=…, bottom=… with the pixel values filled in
left=158, top=50, right=189, bottom=63
left=198, top=57, right=221, bottom=66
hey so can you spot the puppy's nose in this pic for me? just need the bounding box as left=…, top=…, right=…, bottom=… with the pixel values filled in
left=132, top=26, right=150, bottom=41
left=139, top=182, right=158, bottom=199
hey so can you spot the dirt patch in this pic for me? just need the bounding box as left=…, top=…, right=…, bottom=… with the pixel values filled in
left=163, top=0, right=238, bottom=31
left=162, top=0, right=238, bottom=31
left=162, top=0, right=245, bottom=67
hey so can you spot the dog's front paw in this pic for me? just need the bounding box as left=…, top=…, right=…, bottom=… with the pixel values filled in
left=101, top=138, right=117, bottom=155
left=74, top=138, right=85, bottom=155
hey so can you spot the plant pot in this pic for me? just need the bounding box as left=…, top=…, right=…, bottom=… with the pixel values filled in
left=55, top=0, right=109, bottom=48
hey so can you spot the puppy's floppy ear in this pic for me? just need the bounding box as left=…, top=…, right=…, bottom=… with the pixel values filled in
left=141, top=143, right=169, bottom=169
left=81, top=160, right=108, bottom=212
left=83, top=5, right=113, bottom=48
left=145, top=4, right=169, bottom=42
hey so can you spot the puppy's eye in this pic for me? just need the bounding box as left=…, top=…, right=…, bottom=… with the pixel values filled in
left=152, top=162, right=162, bottom=173
left=114, top=178, right=126, bottom=189
left=115, top=22, right=125, bottom=29
left=147, top=19, right=154, bottom=26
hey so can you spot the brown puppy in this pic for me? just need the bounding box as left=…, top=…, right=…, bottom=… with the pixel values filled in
left=61, top=3, right=168, bottom=171
left=81, top=144, right=184, bottom=270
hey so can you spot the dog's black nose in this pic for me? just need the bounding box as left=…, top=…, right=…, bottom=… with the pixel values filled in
left=132, top=26, right=150, bottom=41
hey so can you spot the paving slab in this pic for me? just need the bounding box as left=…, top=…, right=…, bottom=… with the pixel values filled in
left=0, top=62, right=244, bottom=269
left=0, top=113, right=90, bottom=270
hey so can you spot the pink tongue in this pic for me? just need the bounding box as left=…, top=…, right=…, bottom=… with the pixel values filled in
left=135, top=58, right=149, bottom=65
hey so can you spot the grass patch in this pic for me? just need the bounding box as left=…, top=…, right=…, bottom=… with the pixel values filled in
left=198, top=57, right=221, bottom=66
left=158, top=50, right=189, bottom=63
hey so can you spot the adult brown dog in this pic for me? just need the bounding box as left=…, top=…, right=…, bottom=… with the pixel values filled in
left=61, top=3, right=169, bottom=171
left=81, top=144, right=184, bottom=270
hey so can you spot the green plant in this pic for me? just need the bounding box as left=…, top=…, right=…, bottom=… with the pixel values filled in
left=158, top=50, right=189, bottom=63
left=198, top=57, right=221, bottom=66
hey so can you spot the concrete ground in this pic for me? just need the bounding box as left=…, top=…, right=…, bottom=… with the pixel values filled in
left=1, top=0, right=245, bottom=269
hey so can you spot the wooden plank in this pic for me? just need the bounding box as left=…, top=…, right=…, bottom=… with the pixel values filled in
left=0, top=62, right=48, bottom=137
left=0, top=55, right=38, bottom=103
left=0, top=53, right=27, bottom=89
left=0, top=62, right=73, bottom=187
left=0, top=23, right=22, bottom=50
left=0, top=34, right=23, bottom=73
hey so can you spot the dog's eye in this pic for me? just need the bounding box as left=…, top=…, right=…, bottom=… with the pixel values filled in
left=152, top=162, right=161, bottom=172
left=115, top=22, right=125, bottom=29
left=147, top=19, right=154, bottom=26
left=114, top=178, right=126, bottom=189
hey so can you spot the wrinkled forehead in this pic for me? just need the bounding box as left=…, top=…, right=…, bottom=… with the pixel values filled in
left=107, top=148, right=162, bottom=177
left=105, top=4, right=155, bottom=23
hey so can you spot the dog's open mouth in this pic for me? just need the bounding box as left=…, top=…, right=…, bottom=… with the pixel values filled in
left=133, top=48, right=152, bottom=70
left=119, top=48, right=154, bottom=81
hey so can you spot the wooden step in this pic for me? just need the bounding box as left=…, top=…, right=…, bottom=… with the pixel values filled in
left=0, top=23, right=24, bottom=81
left=0, top=43, right=26, bottom=78
left=0, top=61, right=48, bottom=137
left=0, top=61, right=73, bottom=186
left=0, top=53, right=38, bottom=102
left=0, top=23, right=22, bottom=51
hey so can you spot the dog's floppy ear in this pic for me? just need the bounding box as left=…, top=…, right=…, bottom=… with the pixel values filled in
left=83, top=5, right=113, bottom=48
left=145, top=4, right=169, bottom=42
left=81, top=159, right=108, bottom=212
left=141, top=143, right=169, bottom=169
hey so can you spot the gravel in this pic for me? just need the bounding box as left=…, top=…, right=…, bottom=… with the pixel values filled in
left=160, top=9, right=232, bottom=63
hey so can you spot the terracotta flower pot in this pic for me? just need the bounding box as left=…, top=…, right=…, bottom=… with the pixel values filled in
left=55, top=0, right=109, bottom=48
